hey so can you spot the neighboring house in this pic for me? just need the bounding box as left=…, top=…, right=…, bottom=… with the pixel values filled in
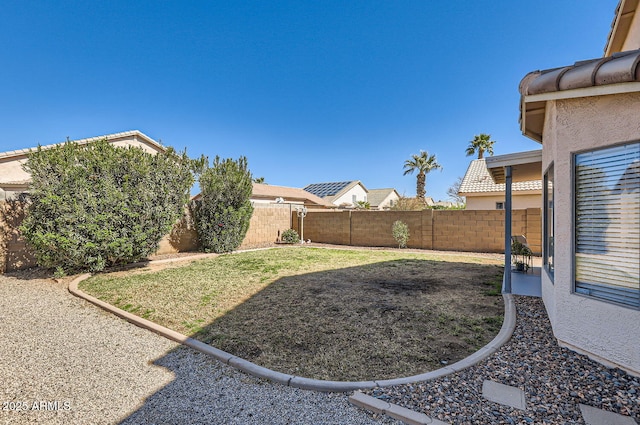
left=487, top=0, right=639, bottom=376
left=459, top=157, right=542, bottom=210
left=367, top=188, right=400, bottom=210
left=303, top=181, right=368, bottom=208
left=251, top=183, right=335, bottom=208
left=0, top=130, right=165, bottom=200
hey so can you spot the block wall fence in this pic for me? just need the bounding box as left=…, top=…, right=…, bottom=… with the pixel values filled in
left=1, top=201, right=540, bottom=273
left=293, top=208, right=542, bottom=254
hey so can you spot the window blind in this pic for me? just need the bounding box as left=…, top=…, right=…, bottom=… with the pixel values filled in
left=574, top=142, right=640, bottom=309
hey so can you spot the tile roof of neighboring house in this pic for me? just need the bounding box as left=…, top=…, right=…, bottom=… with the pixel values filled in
left=459, top=159, right=542, bottom=194
left=0, top=130, right=164, bottom=160
left=252, top=183, right=334, bottom=207
left=367, top=188, right=399, bottom=207
left=303, top=181, right=367, bottom=200
left=520, top=48, right=640, bottom=96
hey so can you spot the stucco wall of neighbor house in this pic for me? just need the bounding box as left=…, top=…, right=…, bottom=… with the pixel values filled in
left=465, top=193, right=542, bottom=210
left=541, top=92, right=640, bottom=376
left=293, top=208, right=542, bottom=254
left=333, top=185, right=367, bottom=207
left=375, top=192, right=400, bottom=210
left=0, top=137, right=163, bottom=190
left=0, top=159, right=29, bottom=185
left=622, top=9, right=640, bottom=51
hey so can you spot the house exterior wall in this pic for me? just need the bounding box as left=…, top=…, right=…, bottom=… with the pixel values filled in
left=465, top=193, right=541, bottom=210
left=332, top=185, right=367, bottom=207
left=0, top=159, right=28, bottom=186
left=622, top=10, right=640, bottom=51
left=541, top=92, right=640, bottom=375
left=0, top=136, right=164, bottom=198
left=374, top=192, right=400, bottom=210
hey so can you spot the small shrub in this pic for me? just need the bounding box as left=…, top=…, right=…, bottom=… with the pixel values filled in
left=281, top=229, right=300, bottom=244
left=354, top=200, right=370, bottom=210
left=392, top=220, right=410, bottom=248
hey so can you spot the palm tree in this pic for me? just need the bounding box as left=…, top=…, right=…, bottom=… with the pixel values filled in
left=403, top=150, right=442, bottom=200
left=466, top=133, right=495, bottom=159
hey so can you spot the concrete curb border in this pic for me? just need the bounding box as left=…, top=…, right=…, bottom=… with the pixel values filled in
left=67, top=253, right=517, bottom=394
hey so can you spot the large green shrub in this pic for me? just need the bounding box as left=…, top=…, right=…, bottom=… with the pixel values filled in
left=20, top=140, right=195, bottom=273
left=192, top=156, right=254, bottom=253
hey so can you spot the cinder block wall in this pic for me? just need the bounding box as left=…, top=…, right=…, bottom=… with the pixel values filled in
left=0, top=201, right=37, bottom=273
left=351, top=211, right=424, bottom=248
left=240, top=203, right=292, bottom=248
left=524, top=208, right=542, bottom=254
left=1, top=203, right=541, bottom=273
left=297, top=208, right=542, bottom=254
left=293, top=209, right=351, bottom=245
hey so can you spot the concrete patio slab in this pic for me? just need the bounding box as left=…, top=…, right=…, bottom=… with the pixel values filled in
left=482, top=380, right=527, bottom=410
left=504, top=266, right=542, bottom=297
left=579, top=404, right=638, bottom=425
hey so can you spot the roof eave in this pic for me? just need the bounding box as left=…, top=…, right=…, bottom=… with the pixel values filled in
left=485, top=150, right=543, bottom=184
left=520, top=82, right=640, bottom=144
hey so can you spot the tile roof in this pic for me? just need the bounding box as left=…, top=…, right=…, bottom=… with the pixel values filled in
left=0, top=130, right=164, bottom=160
left=520, top=48, right=640, bottom=96
left=367, top=188, right=398, bottom=207
left=459, top=159, right=542, bottom=194
left=252, top=183, right=334, bottom=207
left=303, top=181, right=361, bottom=198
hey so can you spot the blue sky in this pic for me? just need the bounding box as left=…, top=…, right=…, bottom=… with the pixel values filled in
left=0, top=1, right=616, bottom=201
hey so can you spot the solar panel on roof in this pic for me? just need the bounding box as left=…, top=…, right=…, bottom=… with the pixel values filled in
left=304, top=181, right=352, bottom=197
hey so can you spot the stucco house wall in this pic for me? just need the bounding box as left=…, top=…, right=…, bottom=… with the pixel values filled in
left=541, top=92, right=640, bottom=374
left=333, top=184, right=368, bottom=207
left=465, top=193, right=542, bottom=210
left=376, top=191, right=400, bottom=210
left=622, top=8, right=640, bottom=51
left=0, top=131, right=164, bottom=200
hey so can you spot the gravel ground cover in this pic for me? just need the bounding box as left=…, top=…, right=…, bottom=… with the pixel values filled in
left=364, top=296, right=639, bottom=424
left=0, top=272, right=397, bottom=425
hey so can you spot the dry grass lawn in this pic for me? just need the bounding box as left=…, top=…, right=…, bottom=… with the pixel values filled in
left=80, top=246, right=504, bottom=381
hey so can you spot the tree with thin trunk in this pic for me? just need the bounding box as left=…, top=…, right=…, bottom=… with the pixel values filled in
left=466, top=133, right=495, bottom=159
left=403, top=150, right=442, bottom=200
left=447, top=176, right=466, bottom=206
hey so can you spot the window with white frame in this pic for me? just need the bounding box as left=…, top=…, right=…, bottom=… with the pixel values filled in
left=544, top=163, right=554, bottom=280
left=574, top=142, right=639, bottom=309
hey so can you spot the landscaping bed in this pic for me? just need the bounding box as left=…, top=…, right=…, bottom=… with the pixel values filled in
left=80, top=247, right=504, bottom=381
